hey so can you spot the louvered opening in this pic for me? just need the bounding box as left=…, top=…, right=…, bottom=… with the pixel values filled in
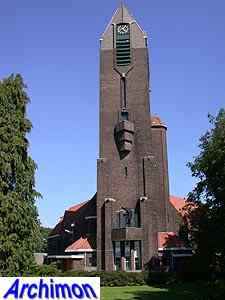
left=116, top=40, right=131, bottom=66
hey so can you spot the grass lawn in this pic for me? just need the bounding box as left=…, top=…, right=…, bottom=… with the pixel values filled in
left=101, top=283, right=209, bottom=300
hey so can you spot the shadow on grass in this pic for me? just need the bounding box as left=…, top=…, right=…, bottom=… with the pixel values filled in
left=112, top=284, right=210, bottom=300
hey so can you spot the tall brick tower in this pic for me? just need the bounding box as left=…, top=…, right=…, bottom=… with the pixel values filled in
left=97, top=4, right=173, bottom=271
left=48, top=4, right=187, bottom=273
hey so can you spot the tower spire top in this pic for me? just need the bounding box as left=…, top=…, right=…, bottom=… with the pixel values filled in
left=101, top=5, right=146, bottom=49
left=121, top=1, right=124, bottom=21
left=106, top=3, right=134, bottom=25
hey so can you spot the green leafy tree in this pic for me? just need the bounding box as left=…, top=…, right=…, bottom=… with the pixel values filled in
left=35, top=226, right=52, bottom=253
left=187, top=109, right=225, bottom=273
left=0, top=74, right=41, bottom=275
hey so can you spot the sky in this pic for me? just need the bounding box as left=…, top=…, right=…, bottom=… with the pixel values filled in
left=0, top=0, right=224, bottom=228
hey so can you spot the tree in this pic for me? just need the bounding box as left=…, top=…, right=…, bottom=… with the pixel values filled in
left=35, top=226, right=52, bottom=253
left=187, top=109, right=225, bottom=274
left=0, top=74, right=41, bottom=275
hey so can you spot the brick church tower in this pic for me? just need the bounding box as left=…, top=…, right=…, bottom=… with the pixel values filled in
left=48, top=4, right=187, bottom=272
left=97, top=4, right=176, bottom=271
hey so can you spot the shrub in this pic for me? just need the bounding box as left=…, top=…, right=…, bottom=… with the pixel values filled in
left=146, top=271, right=175, bottom=285
left=25, top=263, right=61, bottom=276
left=63, top=270, right=146, bottom=287
left=206, top=280, right=225, bottom=300
left=24, top=265, right=176, bottom=287
left=177, top=255, right=211, bottom=282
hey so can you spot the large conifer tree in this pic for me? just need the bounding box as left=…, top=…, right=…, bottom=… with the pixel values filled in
left=0, top=74, right=41, bottom=275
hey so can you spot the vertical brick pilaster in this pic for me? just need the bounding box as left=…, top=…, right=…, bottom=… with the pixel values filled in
left=104, top=198, right=115, bottom=271
left=97, top=158, right=111, bottom=271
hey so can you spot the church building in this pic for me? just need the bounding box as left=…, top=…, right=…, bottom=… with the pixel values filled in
left=48, top=5, right=191, bottom=272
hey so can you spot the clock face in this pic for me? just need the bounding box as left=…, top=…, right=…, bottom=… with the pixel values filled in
left=117, top=24, right=129, bottom=34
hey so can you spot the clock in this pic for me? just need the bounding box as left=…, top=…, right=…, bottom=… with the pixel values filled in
left=117, top=24, right=129, bottom=34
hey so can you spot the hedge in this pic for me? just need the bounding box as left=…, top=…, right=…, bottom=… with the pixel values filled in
left=24, top=263, right=225, bottom=288
left=63, top=271, right=147, bottom=287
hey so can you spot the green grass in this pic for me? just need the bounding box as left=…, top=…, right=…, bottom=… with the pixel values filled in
left=101, top=283, right=209, bottom=300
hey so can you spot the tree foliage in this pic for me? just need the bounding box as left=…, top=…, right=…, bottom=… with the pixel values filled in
left=0, top=74, right=41, bottom=275
left=187, top=109, right=225, bottom=273
left=35, top=226, right=52, bottom=253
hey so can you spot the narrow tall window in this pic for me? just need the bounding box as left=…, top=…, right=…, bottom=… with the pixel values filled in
left=125, top=166, right=128, bottom=177
left=120, top=77, right=127, bottom=108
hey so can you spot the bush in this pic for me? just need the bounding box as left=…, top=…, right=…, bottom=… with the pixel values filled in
left=177, top=255, right=211, bottom=282
left=23, top=264, right=178, bottom=288
left=63, top=270, right=146, bottom=287
left=25, top=263, right=61, bottom=276
left=206, top=280, right=225, bottom=300
left=101, top=272, right=146, bottom=287
left=146, top=271, right=175, bottom=285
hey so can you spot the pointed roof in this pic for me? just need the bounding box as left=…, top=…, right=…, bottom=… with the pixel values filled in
left=65, top=237, right=94, bottom=252
left=102, top=4, right=144, bottom=37
left=101, top=5, right=146, bottom=50
left=67, top=201, right=87, bottom=212
left=110, top=4, right=134, bottom=24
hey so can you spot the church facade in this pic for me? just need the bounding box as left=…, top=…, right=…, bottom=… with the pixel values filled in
left=48, top=5, right=189, bottom=272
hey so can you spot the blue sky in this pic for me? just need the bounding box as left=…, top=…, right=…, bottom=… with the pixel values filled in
left=0, top=1, right=224, bottom=227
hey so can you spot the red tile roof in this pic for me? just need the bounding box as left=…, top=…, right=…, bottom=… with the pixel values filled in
left=158, top=232, right=185, bottom=249
left=65, top=237, right=93, bottom=252
left=49, top=195, right=97, bottom=237
left=50, top=195, right=186, bottom=239
left=169, top=195, right=186, bottom=215
left=67, top=196, right=186, bottom=215
left=49, top=201, right=88, bottom=236
left=67, top=201, right=87, bottom=212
